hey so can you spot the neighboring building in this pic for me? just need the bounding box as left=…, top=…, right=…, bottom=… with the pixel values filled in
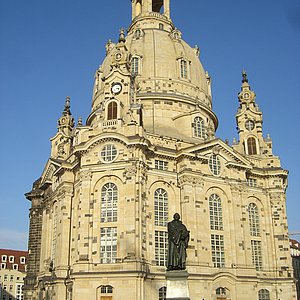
left=24, top=0, right=296, bottom=299
left=290, top=239, right=300, bottom=299
left=0, top=249, right=27, bottom=300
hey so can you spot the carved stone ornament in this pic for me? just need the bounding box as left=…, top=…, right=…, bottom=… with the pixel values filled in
left=123, top=166, right=137, bottom=179
left=178, top=175, right=204, bottom=188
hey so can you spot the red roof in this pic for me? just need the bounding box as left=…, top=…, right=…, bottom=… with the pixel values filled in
left=0, top=249, right=28, bottom=272
left=290, top=239, right=300, bottom=250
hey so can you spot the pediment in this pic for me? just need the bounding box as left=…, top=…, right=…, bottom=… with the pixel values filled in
left=40, top=159, right=61, bottom=187
left=180, top=138, right=252, bottom=170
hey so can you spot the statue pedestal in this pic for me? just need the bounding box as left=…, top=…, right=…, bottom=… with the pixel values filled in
left=166, top=270, right=190, bottom=300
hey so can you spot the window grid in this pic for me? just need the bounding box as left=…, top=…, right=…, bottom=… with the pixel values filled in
left=101, top=183, right=118, bottom=223
left=209, top=155, right=221, bottom=176
left=209, top=194, right=223, bottom=230
left=101, top=144, right=117, bottom=162
left=258, top=289, right=270, bottom=300
left=159, top=286, right=167, bottom=300
left=211, top=234, right=225, bottom=268
left=100, top=227, right=117, bottom=264
left=155, top=231, right=168, bottom=266
left=251, top=240, right=263, bottom=270
left=194, top=116, right=205, bottom=138
left=155, top=160, right=168, bottom=171
left=180, top=59, right=188, bottom=79
left=247, top=137, right=257, bottom=155
left=248, top=203, right=260, bottom=236
left=247, top=178, right=257, bottom=187
left=154, top=188, right=168, bottom=227
left=131, top=57, right=139, bottom=75
left=100, top=285, right=113, bottom=294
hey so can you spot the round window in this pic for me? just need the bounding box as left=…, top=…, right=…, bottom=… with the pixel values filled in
left=209, top=155, right=221, bottom=176
left=245, top=120, right=255, bottom=131
left=100, top=144, right=117, bottom=162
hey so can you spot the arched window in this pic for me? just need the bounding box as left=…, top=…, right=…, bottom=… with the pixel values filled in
left=131, top=57, right=139, bottom=76
left=159, top=286, right=167, bottom=300
left=180, top=59, right=188, bottom=79
left=100, top=285, right=113, bottom=294
left=101, top=183, right=118, bottom=222
left=248, top=203, right=260, bottom=236
left=51, top=205, right=58, bottom=265
left=209, top=194, right=223, bottom=230
left=107, top=101, right=118, bottom=120
left=258, top=289, right=270, bottom=300
left=209, top=155, right=221, bottom=176
left=154, top=188, right=168, bottom=226
left=247, top=137, right=257, bottom=155
left=152, top=0, right=164, bottom=13
left=216, top=287, right=228, bottom=298
left=194, top=116, right=205, bottom=138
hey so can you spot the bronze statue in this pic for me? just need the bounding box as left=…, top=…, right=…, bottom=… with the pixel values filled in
left=167, top=213, right=190, bottom=271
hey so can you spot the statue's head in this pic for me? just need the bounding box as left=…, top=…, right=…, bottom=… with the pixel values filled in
left=173, top=213, right=180, bottom=220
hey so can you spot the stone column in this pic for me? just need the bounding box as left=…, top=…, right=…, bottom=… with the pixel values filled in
left=166, top=270, right=190, bottom=300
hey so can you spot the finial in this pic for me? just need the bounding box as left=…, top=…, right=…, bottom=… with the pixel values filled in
left=119, top=28, right=126, bottom=43
left=242, top=70, right=248, bottom=83
left=77, top=117, right=83, bottom=127
left=63, top=96, right=71, bottom=115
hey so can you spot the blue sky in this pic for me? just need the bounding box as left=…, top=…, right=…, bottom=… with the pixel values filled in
left=0, top=0, right=299, bottom=250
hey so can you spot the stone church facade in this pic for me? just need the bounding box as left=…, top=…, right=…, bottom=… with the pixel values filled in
left=24, top=0, right=296, bottom=299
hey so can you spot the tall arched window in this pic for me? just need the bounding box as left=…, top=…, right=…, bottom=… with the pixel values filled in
left=152, top=0, right=164, bottom=13
left=248, top=203, right=260, bottom=236
left=194, top=116, right=205, bottom=138
left=131, top=57, right=139, bottom=76
left=209, top=194, right=223, bottom=230
left=101, top=183, right=118, bottom=222
left=180, top=59, right=188, bottom=79
left=154, top=188, right=168, bottom=226
left=247, top=137, right=257, bottom=155
left=258, top=289, right=270, bottom=300
left=107, top=101, right=118, bottom=120
left=159, top=286, right=167, bottom=300
left=51, top=205, right=58, bottom=265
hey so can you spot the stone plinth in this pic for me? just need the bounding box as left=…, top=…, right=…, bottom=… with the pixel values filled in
left=166, top=270, right=190, bottom=300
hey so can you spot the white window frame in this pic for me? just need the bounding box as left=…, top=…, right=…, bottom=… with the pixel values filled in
left=258, top=289, right=270, bottom=300
left=8, top=256, right=14, bottom=263
left=2, top=255, right=7, bottom=262
left=154, top=188, right=168, bottom=226
left=180, top=59, right=188, bottom=79
left=248, top=203, right=260, bottom=237
left=101, top=183, right=118, bottom=223
left=251, top=240, right=263, bottom=270
left=100, top=227, right=117, bottom=264
left=100, top=144, right=118, bottom=163
left=193, top=116, right=205, bottom=138
left=209, top=194, right=223, bottom=230
left=211, top=234, right=225, bottom=268
left=155, top=230, right=168, bottom=266
left=131, top=56, right=140, bottom=76
left=155, top=160, right=168, bottom=171
left=209, top=155, right=221, bottom=176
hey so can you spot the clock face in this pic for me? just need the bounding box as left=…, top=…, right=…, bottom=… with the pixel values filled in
left=111, top=83, right=122, bottom=94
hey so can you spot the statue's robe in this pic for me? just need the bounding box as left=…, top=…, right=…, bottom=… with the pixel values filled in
left=167, top=220, right=189, bottom=270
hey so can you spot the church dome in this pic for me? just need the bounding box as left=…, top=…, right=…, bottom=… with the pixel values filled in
left=89, top=2, right=218, bottom=139
left=99, top=16, right=212, bottom=109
